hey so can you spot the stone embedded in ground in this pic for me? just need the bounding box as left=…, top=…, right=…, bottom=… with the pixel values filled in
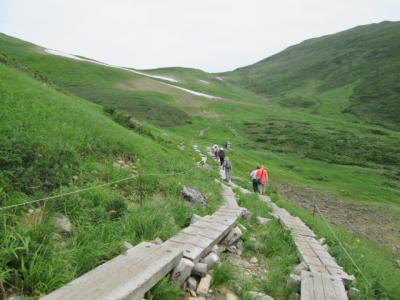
left=123, top=241, right=133, bottom=251
left=242, top=209, right=253, bottom=220
left=211, top=244, right=220, bottom=253
left=226, top=245, right=239, bottom=254
left=225, top=290, right=239, bottom=300
left=249, top=256, right=258, bottom=264
left=187, top=276, right=198, bottom=291
left=235, top=240, right=244, bottom=255
left=247, top=291, right=274, bottom=300
left=153, top=237, right=163, bottom=245
left=395, top=259, right=400, bottom=268
left=288, top=292, right=300, bottom=300
left=52, top=214, right=72, bottom=235
left=318, top=237, right=326, bottom=244
left=182, top=186, right=208, bottom=208
left=256, top=216, right=272, bottom=225
left=196, top=274, right=212, bottom=297
left=348, top=287, right=360, bottom=298
left=222, top=227, right=243, bottom=246
left=200, top=252, right=219, bottom=269
left=171, top=258, right=194, bottom=286
left=293, top=262, right=308, bottom=276
left=192, top=262, right=208, bottom=277
left=323, top=244, right=329, bottom=251
left=287, top=273, right=301, bottom=289
left=200, top=163, right=212, bottom=171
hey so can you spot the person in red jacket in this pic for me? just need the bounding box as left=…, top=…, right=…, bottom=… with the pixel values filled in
left=256, top=165, right=268, bottom=195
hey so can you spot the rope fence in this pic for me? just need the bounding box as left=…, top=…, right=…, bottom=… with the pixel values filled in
left=0, top=168, right=194, bottom=212
left=314, top=204, right=372, bottom=288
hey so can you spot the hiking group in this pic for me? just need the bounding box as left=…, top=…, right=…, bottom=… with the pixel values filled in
left=212, top=143, right=269, bottom=195
left=250, top=165, right=268, bottom=195
left=212, top=143, right=232, bottom=182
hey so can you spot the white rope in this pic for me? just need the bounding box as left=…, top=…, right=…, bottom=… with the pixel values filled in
left=0, top=169, right=192, bottom=212
left=314, top=204, right=371, bottom=288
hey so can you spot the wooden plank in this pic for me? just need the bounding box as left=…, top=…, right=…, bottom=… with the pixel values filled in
left=313, top=272, right=325, bottom=300
left=300, top=271, right=314, bottom=300
left=164, top=240, right=205, bottom=262
left=41, top=243, right=182, bottom=300
left=182, top=225, right=224, bottom=240
left=331, top=277, right=349, bottom=300
left=321, top=272, right=340, bottom=300
left=302, top=255, right=324, bottom=267
left=170, top=232, right=214, bottom=249
left=308, top=263, right=331, bottom=274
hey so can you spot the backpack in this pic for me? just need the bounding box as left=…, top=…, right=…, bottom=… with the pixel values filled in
left=218, top=150, right=225, bottom=158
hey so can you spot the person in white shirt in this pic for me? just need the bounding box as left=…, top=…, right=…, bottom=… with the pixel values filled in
left=250, top=166, right=260, bottom=193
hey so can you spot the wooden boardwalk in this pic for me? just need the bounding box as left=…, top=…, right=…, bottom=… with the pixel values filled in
left=42, top=146, right=242, bottom=300
left=205, top=146, right=352, bottom=300
left=41, top=242, right=182, bottom=300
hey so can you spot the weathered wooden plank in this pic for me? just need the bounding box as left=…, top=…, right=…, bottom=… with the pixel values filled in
left=170, top=232, right=214, bottom=249
left=300, top=271, right=314, bottom=300
left=313, top=272, right=326, bottom=300
left=308, top=263, right=331, bottom=274
left=321, top=272, right=340, bottom=300
left=164, top=240, right=205, bottom=262
left=182, top=225, right=224, bottom=240
left=331, top=276, right=349, bottom=300
left=41, top=243, right=182, bottom=300
left=302, top=255, right=324, bottom=267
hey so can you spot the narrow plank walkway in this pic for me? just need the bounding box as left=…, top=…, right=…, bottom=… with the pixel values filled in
left=42, top=145, right=242, bottom=300
left=206, top=146, right=352, bottom=300
left=41, top=242, right=182, bottom=300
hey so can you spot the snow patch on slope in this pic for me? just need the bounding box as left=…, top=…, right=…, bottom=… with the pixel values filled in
left=44, top=48, right=220, bottom=100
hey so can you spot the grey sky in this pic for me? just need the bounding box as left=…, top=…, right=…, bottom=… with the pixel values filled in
left=1, top=0, right=399, bottom=72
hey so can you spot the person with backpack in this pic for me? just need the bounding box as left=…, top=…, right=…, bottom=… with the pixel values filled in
left=250, top=166, right=260, bottom=193
left=218, top=148, right=225, bottom=166
left=256, top=165, right=269, bottom=195
left=223, top=158, right=232, bottom=182
left=212, top=144, right=220, bottom=160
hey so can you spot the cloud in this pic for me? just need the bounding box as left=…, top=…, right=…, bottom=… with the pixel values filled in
left=1, top=0, right=399, bottom=72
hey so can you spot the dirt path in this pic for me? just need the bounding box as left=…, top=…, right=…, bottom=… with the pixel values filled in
left=277, top=183, right=400, bottom=252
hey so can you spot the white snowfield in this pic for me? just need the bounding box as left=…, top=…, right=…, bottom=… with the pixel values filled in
left=44, top=48, right=220, bottom=100
left=198, top=79, right=210, bottom=85
left=131, top=71, right=179, bottom=83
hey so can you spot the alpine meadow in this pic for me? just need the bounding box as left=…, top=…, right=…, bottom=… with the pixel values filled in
left=0, top=20, right=400, bottom=300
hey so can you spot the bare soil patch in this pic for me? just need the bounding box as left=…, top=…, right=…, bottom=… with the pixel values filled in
left=277, top=183, right=400, bottom=252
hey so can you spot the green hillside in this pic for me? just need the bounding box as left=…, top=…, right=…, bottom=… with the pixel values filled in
left=226, top=21, right=400, bottom=129
left=1, top=26, right=400, bottom=299
left=0, top=53, right=224, bottom=297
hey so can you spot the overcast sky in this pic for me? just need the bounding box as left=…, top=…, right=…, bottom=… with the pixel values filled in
left=1, top=0, right=399, bottom=72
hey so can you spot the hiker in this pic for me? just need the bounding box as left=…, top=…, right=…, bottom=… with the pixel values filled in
left=256, top=165, right=269, bottom=195
left=250, top=166, right=260, bottom=193
left=218, top=148, right=225, bottom=166
left=212, top=144, right=219, bottom=160
left=223, top=158, right=232, bottom=182
left=224, top=141, right=231, bottom=149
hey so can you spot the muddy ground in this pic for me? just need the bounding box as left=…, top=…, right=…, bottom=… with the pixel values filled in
left=277, top=184, right=400, bottom=252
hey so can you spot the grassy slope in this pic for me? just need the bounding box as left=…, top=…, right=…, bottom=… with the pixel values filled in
left=0, top=61, right=224, bottom=298
left=0, top=33, right=193, bottom=127
left=225, top=21, right=400, bottom=130
left=1, top=27, right=400, bottom=299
